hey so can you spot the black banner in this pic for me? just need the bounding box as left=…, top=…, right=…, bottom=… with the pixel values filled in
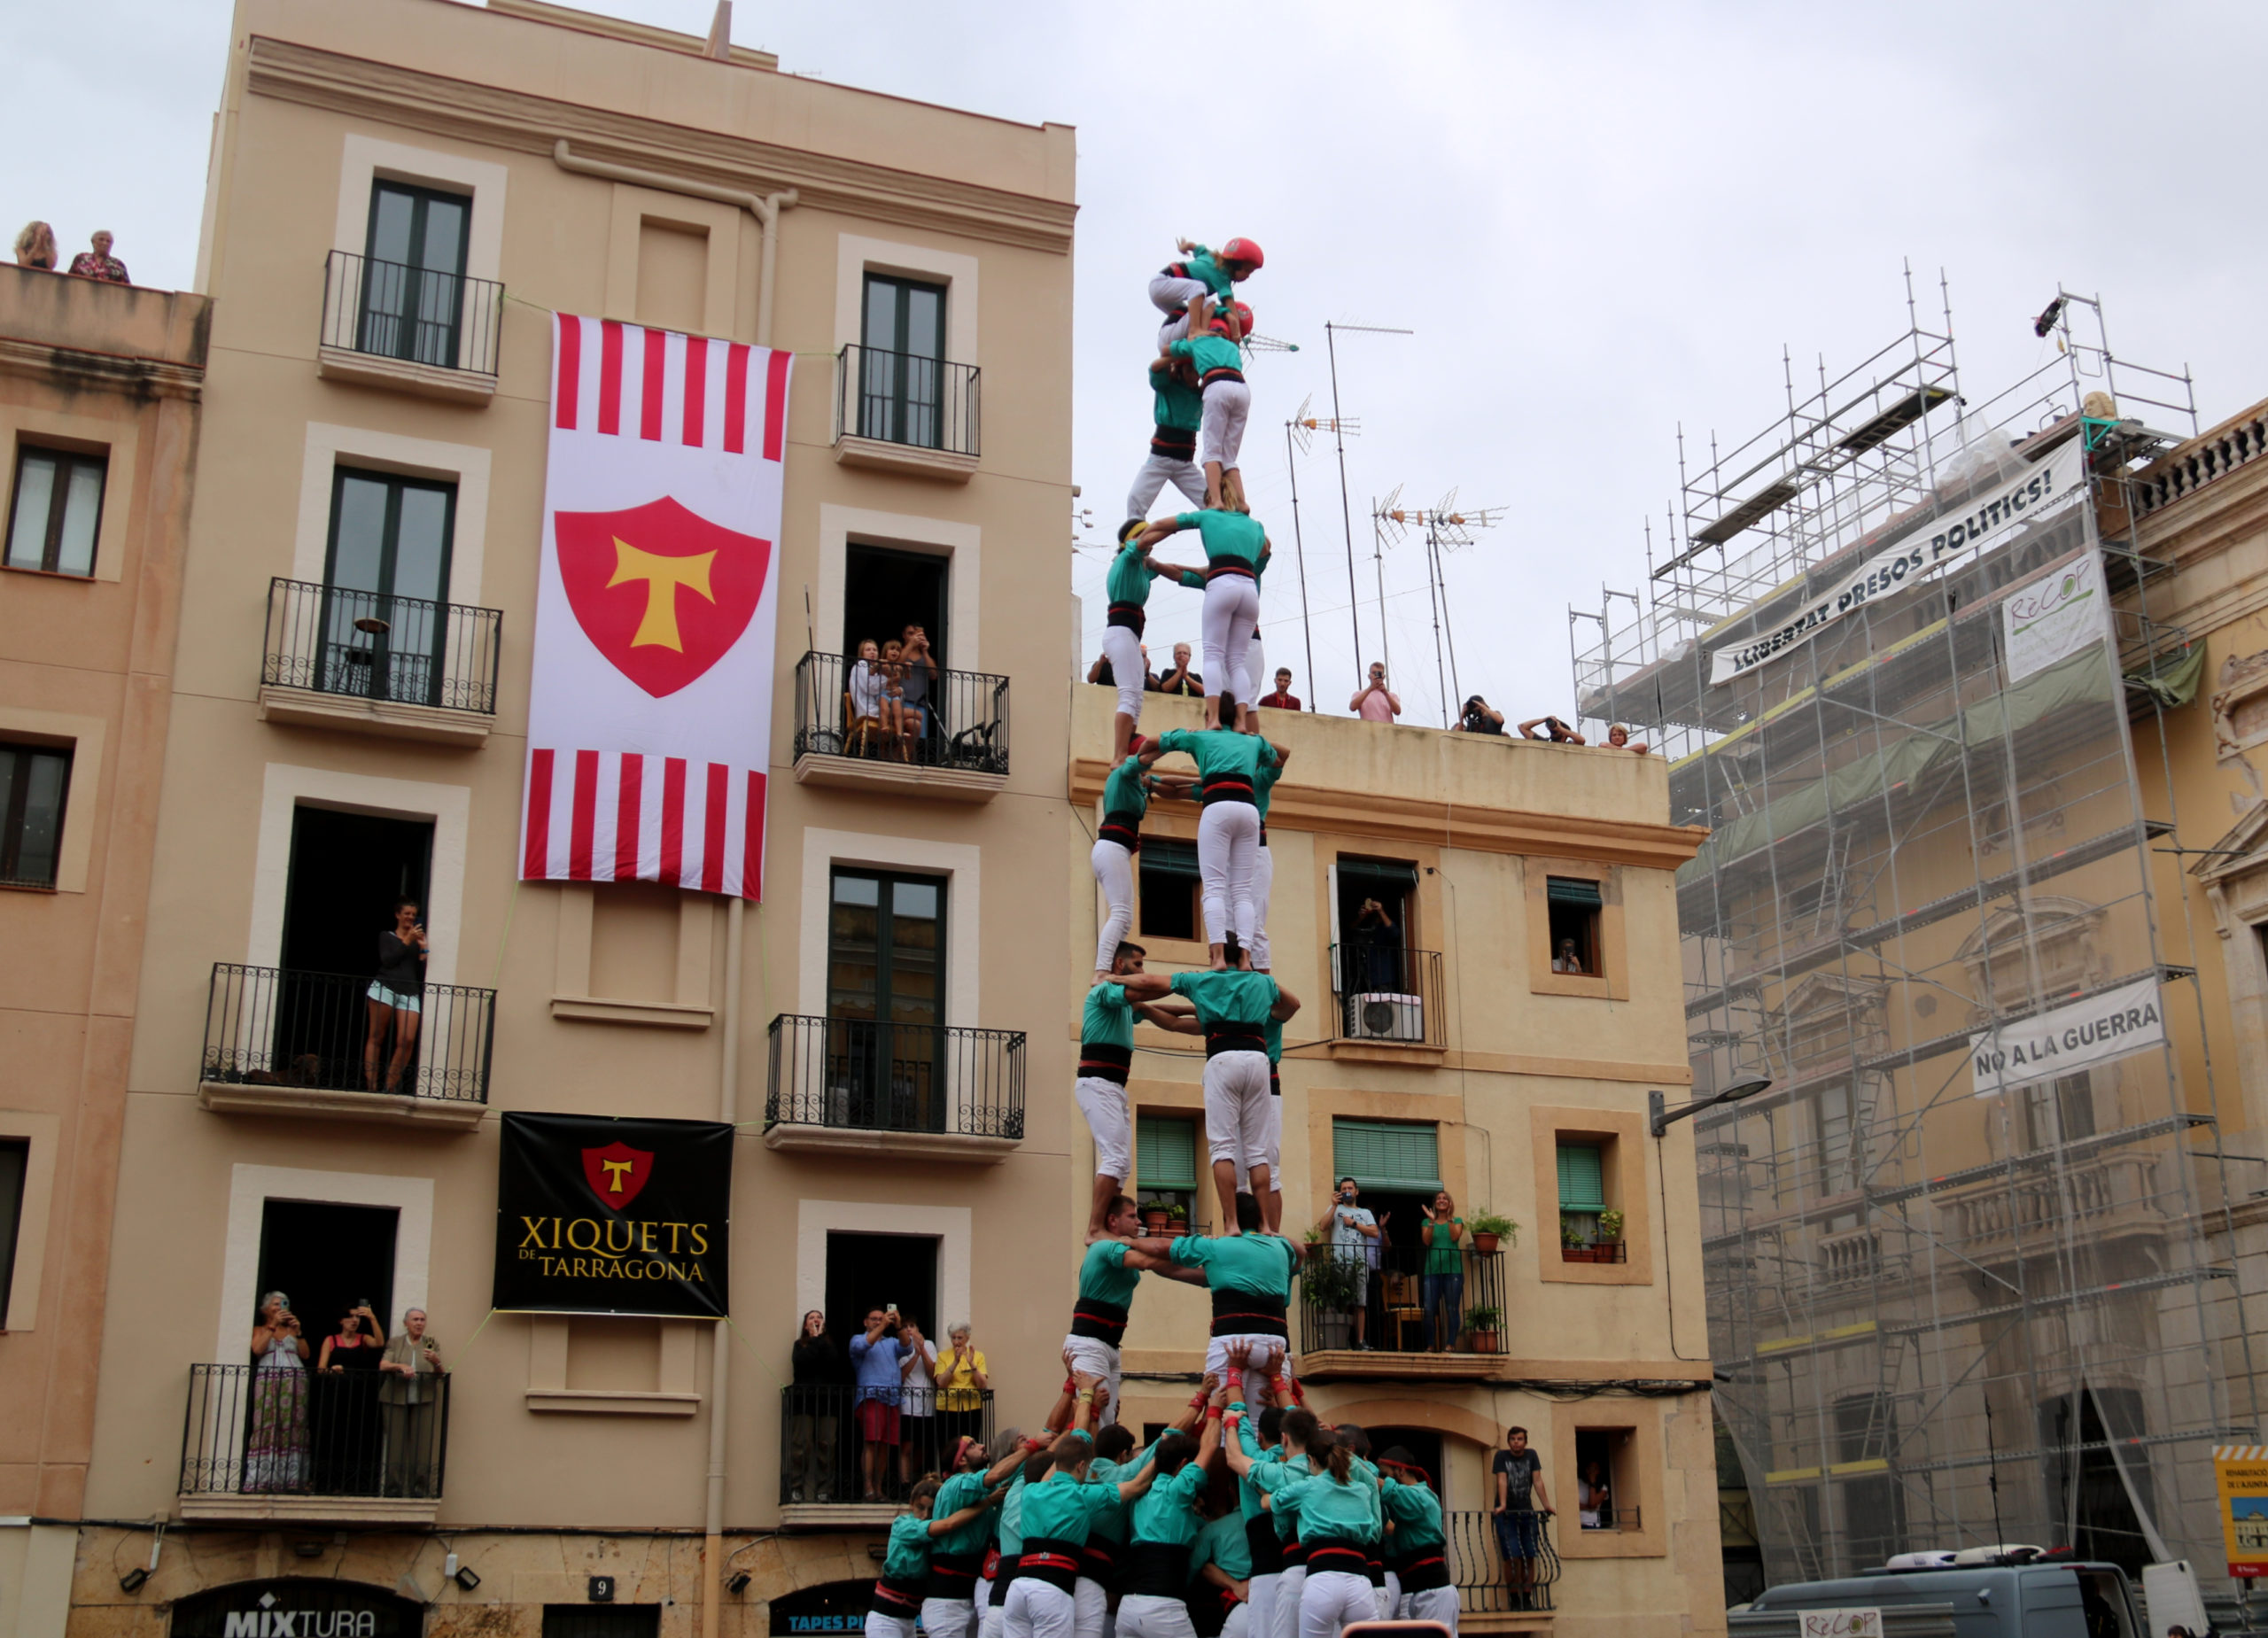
left=768, top=1580, right=879, bottom=1634
left=493, top=1111, right=733, bottom=1317
left=170, top=1580, right=422, bottom=1638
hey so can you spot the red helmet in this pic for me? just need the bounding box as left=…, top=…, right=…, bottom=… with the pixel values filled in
left=1211, top=300, right=1254, bottom=338
left=1220, top=237, right=1264, bottom=271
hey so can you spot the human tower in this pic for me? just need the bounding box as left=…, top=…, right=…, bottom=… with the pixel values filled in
left=857, top=242, right=1462, bottom=1638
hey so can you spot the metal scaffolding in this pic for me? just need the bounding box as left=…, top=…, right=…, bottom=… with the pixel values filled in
left=1571, top=274, right=2262, bottom=1588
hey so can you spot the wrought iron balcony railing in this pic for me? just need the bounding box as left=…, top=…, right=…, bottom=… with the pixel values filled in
left=181, top=1362, right=450, bottom=1502
left=778, top=1383, right=993, bottom=1506
left=834, top=343, right=979, bottom=456
left=263, top=577, right=501, bottom=715
left=322, top=250, right=502, bottom=377
left=201, top=963, right=495, bottom=1106
left=765, top=1014, right=1025, bottom=1141
left=1448, top=1507, right=1559, bottom=1612
left=792, top=650, right=1010, bottom=777
left=1329, top=943, right=1447, bottom=1046
left=1296, top=1242, right=1505, bottom=1355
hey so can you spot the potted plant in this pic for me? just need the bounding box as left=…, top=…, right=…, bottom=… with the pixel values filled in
left=1597, top=1208, right=1625, bottom=1246
left=1303, top=1225, right=1332, bottom=1262
left=1465, top=1306, right=1503, bottom=1355
left=1163, top=1201, right=1188, bottom=1233
left=1142, top=1200, right=1173, bottom=1235
left=1468, top=1212, right=1517, bottom=1254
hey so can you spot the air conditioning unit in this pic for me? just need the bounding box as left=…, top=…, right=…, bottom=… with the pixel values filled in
left=1345, top=992, right=1424, bottom=1042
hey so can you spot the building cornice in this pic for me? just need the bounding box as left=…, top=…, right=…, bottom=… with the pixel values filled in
left=245, top=36, right=1077, bottom=254
left=1068, top=757, right=1710, bottom=871
left=0, top=334, right=204, bottom=400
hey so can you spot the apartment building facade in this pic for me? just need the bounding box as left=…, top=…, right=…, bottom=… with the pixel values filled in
left=61, top=1, right=1078, bottom=1634
left=0, top=264, right=208, bottom=1637
left=1066, top=685, right=1726, bottom=1638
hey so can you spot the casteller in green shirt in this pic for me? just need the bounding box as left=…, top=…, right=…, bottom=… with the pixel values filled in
left=1169, top=1231, right=1299, bottom=1300
left=1169, top=332, right=1245, bottom=382
left=1168, top=968, right=1282, bottom=1033
left=1171, top=508, right=1267, bottom=569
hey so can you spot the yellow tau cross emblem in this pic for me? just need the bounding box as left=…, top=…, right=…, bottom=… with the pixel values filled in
left=601, top=1157, right=635, bottom=1194
left=608, top=539, right=717, bottom=651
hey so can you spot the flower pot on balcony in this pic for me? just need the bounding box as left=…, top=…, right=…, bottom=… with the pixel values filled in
left=1472, top=1231, right=1500, bottom=1254
left=1305, top=1238, right=1332, bottom=1262
left=1467, top=1329, right=1501, bottom=1355
left=1143, top=1209, right=1172, bottom=1235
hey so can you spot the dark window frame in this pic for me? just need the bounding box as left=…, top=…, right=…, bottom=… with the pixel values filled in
left=858, top=272, right=949, bottom=448
left=0, top=1137, right=27, bottom=1328
left=4, top=444, right=108, bottom=578
left=1545, top=875, right=1603, bottom=975
left=826, top=866, right=948, bottom=1030
left=0, top=741, right=73, bottom=889
left=358, top=179, right=473, bottom=367
left=1138, top=839, right=1201, bottom=942
left=320, top=467, right=459, bottom=707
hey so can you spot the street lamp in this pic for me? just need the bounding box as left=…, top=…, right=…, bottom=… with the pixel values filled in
left=1649, top=1079, right=1772, bottom=1138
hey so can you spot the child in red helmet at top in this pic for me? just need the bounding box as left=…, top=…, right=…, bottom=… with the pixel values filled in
left=1149, top=237, right=1263, bottom=349
left=1166, top=301, right=1254, bottom=513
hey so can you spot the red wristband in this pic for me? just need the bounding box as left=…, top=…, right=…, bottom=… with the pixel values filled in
left=1207, top=1407, right=1223, bottom=1420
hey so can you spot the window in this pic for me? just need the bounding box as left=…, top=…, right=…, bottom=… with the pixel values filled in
left=0, top=743, right=71, bottom=889
left=2022, top=1072, right=2095, bottom=1151
left=858, top=273, right=947, bottom=446
left=321, top=469, right=457, bottom=705
left=1573, top=1428, right=1630, bottom=1531
left=1834, top=1392, right=1905, bottom=1572
left=1138, top=839, right=1200, bottom=941
left=1332, top=1119, right=1443, bottom=1195
left=827, top=869, right=947, bottom=1130
left=1546, top=877, right=1602, bottom=974
left=0, top=1138, right=26, bottom=1328
left=1557, top=1139, right=1606, bottom=1251
left=1138, top=1114, right=1199, bottom=1222
left=5, top=446, right=105, bottom=577
left=1336, top=858, right=1418, bottom=994
left=360, top=180, right=470, bottom=366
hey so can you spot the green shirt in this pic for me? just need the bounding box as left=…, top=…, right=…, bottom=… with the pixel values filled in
left=1154, top=727, right=1277, bottom=789
left=882, top=1512, right=935, bottom=1581
left=1083, top=984, right=1134, bottom=1052
left=1169, top=335, right=1245, bottom=379
left=1380, top=1478, right=1445, bottom=1554
left=1079, top=1238, right=1141, bottom=1307
left=1248, top=1452, right=1311, bottom=1540
left=1168, top=967, right=1281, bottom=1031
left=1102, top=758, right=1152, bottom=821
left=1172, top=508, right=1266, bottom=569
left=1020, top=1471, right=1119, bottom=1545
left=1177, top=246, right=1234, bottom=301
left=1253, top=755, right=1281, bottom=821
left=1107, top=541, right=1156, bottom=608
left=1422, top=1218, right=1464, bottom=1275
left=1153, top=362, right=1204, bottom=432
left=1189, top=1507, right=1253, bottom=1582
left=1130, top=1458, right=1211, bottom=1547
left=1265, top=1015, right=1283, bottom=1067
left=933, top=1470, right=995, bottom=1556
left=1088, top=1444, right=1153, bottom=1544
left=1271, top=1471, right=1377, bottom=1545
left=1169, top=1231, right=1299, bottom=1299
left=998, top=1475, right=1028, bottom=1556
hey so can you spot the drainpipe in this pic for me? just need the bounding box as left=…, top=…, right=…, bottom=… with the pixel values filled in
left=549, top=136, right=794, bottom=1638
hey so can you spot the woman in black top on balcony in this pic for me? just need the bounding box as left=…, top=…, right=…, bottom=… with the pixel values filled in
left=789, top=1310, right=850, bottom=1504
left=365, top=897, right=427, bottom=1093
left=899, top=625, right=936, bottom=759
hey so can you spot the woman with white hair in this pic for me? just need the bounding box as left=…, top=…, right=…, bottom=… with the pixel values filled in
left=245, top=1291, right=311, bottom=1492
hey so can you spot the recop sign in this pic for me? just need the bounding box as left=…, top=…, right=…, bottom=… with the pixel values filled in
left=2215, top=1447, right=2268, bottom=1579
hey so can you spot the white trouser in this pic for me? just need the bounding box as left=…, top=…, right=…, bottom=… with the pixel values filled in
left=1270, top=1565, right=1304, bottom=1638
left=978, top=1580, right=997, bottom=1620
left=866, top=1613, right=915, bottom=1638
left=1381, top=1572, right=1400, bottom=1620
left=1062, top=1332, right=1123, bottom=1427
left=1243, top=630, right=1268, bottom=713
left=1248, top=843, right=1274, bottom=970
left=1200, top=380, right=1252, bottom=472
left=1128, top=452, right=1207, bottom=525
left=1403, top=1586, right=1458, bottom=1632
left=1196, top=801, right=1260, bottom=947
left=1204, top=1332, right=1292, bottom=1408
left=1074, top=1577, right=1110, bottom=1638
left=1115, top=1595, right=1195, bottom=1638
left=926, top=1600, right=979, bottom=1638
left=1200, top=576, right=1259, bottom=708
left=1151, top=274, right=1210, bottom=345
left=1234, top=1093, right=1282, bottom=1197
left=1092, top=837, right=1137, bottom=973
left=1371, top=1582, right=1392, bottom=1622
left=1222, top=1603, right=1251, bottom=1638
left=1202, top=1050, right=1271, bottom=1177
left=1076, top=1075, right=1133, bottom=1184
left=1299, top=1570, right=1374, bottom=1638
left=1244, top=1572, right=1275, bottom=1638
left=1100, top=626, right=1148, bottom=724
left=1006, top=1578, right=1076, bottom=1638
left=982, top=1592, right=1007, bottom=1638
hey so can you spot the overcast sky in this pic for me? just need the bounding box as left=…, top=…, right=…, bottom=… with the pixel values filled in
left=13, top=1, right=2268, bottom=729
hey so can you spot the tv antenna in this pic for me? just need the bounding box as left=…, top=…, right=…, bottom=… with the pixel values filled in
left=1244, top=333, right=1301, bottom=354
left=1324, top=321, right=1412, bottom=691
left=1282, top=395, right=1355, bottom=710
left=1376, top=490, right=1503, bottom=726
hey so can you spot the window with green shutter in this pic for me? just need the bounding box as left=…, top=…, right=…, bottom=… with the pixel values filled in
left=1332, top=1118, right=1443, bottom=1193
left=1138, top=1114, right=1198, bottom=1224
left=1556, top=1141, right=1606, bottom=1209
left=1546, top=875, right=1604, bottom=975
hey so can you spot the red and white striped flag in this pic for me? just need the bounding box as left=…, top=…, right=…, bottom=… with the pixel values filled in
left=520, top=313, right=792, bottom=901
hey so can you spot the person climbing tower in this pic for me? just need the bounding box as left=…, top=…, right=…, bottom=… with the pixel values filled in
left=1149, top=237, right=1264, bottom=348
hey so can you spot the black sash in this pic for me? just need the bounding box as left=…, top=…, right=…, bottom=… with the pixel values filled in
left=1203, top=561, right=1256, bottom=581
left=1122, top=1541, right=1193, bottom=1599
left=1396, top=1553, right=1449, bottom=1594
left=1201, top=367, right=1247, bottom=388
left=1069, top=1293, right=1130, bottom=1347
left=1280, top=1536, right=1308, bottom=1568
left=1269, top=1065, right=1281, bottom=1098
left=1257, top=822, right=1268, bottom=846
left=1205, top=1024, right=1266, bottom=1059
left=1151, top=428, right=1197, bottom=460
left=1097, top=813, right=1142, bottom=852
left=1364, top=1551, right=1386, bottom=1588
left=1077, top=1536, right=1121, bottom=1586
left=928, top=1551, right=984, bottom=1603
left=1078, top=1041, right=1132, bottom=1084
left=1244, top=1513, right=1285, bottom=1576
left=869, top=1577, right=925, bottom=1616
left=1107, top=602, right=1146, bottom=634
left=1018, top=1536, right=1084, bottom=1595
left=1305, top=1544, right=1368, bottom=1578
left=1199, top=772, right=1255, bottom=805
left=1210, top=1287, right=1288, bottom=1339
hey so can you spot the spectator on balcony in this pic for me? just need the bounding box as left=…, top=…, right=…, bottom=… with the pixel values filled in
left=1453, top=696, right=1506, bottom=735
left=379, top=1308, right=444, bottom=1498
left=318, top=1301, right=384, bottom=1370
left=1577, top=1460, right=1609, bottom=1530
left=1418, top=1193, right=1465, bottom=1353
left=13, top=221, right=57, bottom=270
left=365, top=897, right=427, bottom=1093
left=935, top=1324, right=990, bottom=1451
left=1348, top=663, right=1401, bottom=724
left=900, top=625, right=938, bottom=757
left=314, top=1302, right=384, bottom=1494
left=852, top=1308, right=910, bottom=1502
left=1604, top=723, right=1650, bottom=756
left=878, top=640, right=912, bottom=757
left=900, top=1318, right=941, bottom=1487
left=245, top=1292, right=311, bottom=1493
left=1323, top=1179, right=1382, bottom=1351
left=1153, top=643, right=1203, bottom=699
left=1516, top=714, right=1585, bottom=744
left=790, top=1309, right=849, bottom=1504
left=1258, top=669, right=1300, bottom=712
left=66, top=230, right=130, bottom=283
left=1551, top=935, right=1586, bottom=974
left=1350, top=897, right=1399, bottom=992
left=848, top=639, right=890, bottom=757
left=1492, top=1427, right=1552, bottom=1609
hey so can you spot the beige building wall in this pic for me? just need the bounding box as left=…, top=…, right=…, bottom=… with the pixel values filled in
left=0, top=264, right=206, bottom=1615
left=1066, top=686, right=1725, bottom=1638
left=69, top=0, right=1078, bottom=1633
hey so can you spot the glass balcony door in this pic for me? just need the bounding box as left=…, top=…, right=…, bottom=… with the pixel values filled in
left=858, top=274, right=946, bottom=447
left=321, top=470, right=455, bottom=705
left=826, top=869, right=945, bottom=1130
left=358, top=181, right=470, bottom=368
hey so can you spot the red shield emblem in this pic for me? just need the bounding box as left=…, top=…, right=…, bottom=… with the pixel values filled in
left=555, top=496, right=772, bottom=698
left=581, top=1141, right=655, bottom=1211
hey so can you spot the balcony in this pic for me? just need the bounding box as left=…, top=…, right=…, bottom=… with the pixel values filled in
left=831, top=343, right=980, bottom=481
left=1449, top=1507, right=1559, bottom=1621
left=316, top=250, right=501, bottom=404
left=178, top=1362, right=449, bottom=1525
left=790, top=650, right=1010, bottom=801
left=1296, top=1242, right=1507, bottom=1381
left=764, top=1014, right=1025, bottom=1162
left=777, top=1383, right=993, bottom=1527
left=1328, top=943, right=1448, bottom=1063
left=198, top=963, right=493, bottom=1130
left=1937, top=1152, right=2169, bottom=1272
left=259, top=577, right=501, bottom=746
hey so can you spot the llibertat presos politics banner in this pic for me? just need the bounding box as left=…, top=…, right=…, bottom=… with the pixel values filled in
left=519, top=314, right=792, bottom=901
left=493, top=1111, right=734, bottom=1318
